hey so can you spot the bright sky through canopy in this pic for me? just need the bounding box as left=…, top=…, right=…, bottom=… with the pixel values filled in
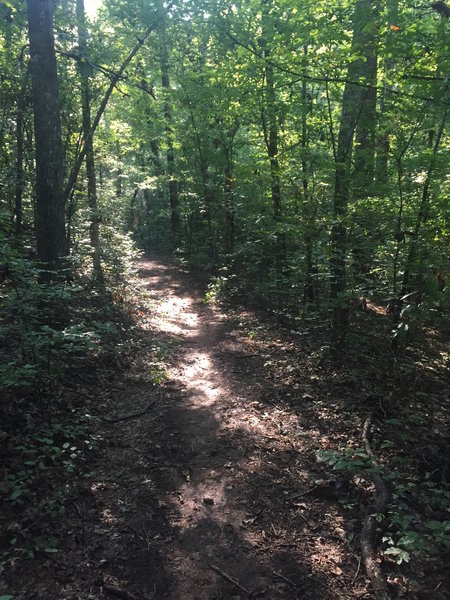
left=84, top=0, right=102, bottom=19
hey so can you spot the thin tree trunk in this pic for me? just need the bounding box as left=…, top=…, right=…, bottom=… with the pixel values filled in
left=260, top=0, right=285, bottom=294
left=76, top=0, right=105, bottom=288
left=158, top=4, right=181, bottom=250
left=14, top=61, right=30, bottom=235
left=224, top=154, right=234, bottom=255
left=186, top=102, right=214, bottom=255
left=63, top=13, right=163, bottom=202
left=375, top=0, right=398, bottom=192
left=260, top=5, right=282, bottom=226
left=330, top=0, right=379, bottom=338
left=301, top=45, right=316, bottom=304
left=401, top=107, right=448, bottom=297
left=26, top=0, right=67, bottom=270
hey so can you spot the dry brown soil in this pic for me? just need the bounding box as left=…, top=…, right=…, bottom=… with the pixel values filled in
left=5, top=257, right=449, bottom=600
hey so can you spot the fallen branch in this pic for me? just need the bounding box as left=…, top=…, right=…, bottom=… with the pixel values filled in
left=360, top=415, right=391, bottom=599
left=207, top=563, right=251, bottom=595
left=102, top=585, right=138, bottom=600
left=272, top=570, right=296, bottom=587
left=103, top=401, right=155, bottom=424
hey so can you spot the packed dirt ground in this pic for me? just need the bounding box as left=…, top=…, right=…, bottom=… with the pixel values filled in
left=2, top=257, right=449, bottom=599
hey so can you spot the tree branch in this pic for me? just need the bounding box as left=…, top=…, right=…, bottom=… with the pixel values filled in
left=63, top=9, right=171, bottom=203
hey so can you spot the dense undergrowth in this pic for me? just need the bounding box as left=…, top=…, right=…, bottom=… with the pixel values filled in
left=1, top=241, right=449, bottom=594
left=0, top=225, right=148, bottom=572
left=204, top=273, right=450, bottom=588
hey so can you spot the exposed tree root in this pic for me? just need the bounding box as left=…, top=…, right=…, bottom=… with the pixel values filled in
left=360, top=415, right=391, bottom=599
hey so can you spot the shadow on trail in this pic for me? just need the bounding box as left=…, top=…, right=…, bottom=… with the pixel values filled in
left=3, top=259, right=448, bottom=599
left=84, top=257, right=355, bottom=600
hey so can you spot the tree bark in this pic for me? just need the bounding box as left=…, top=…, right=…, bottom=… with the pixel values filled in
left=27, top=0, right=67, bottom=269
left=158, top=3, right=181, bottom=250
left=260, top=0, right=285, bottom=296
left=351, top=12, right=379, bottom=284
left=375, top=0, right=398, bottom=193
left=353, top=44, right=378, bottom=198
left=14, top=61, right=30, bottom=235
left=76, top=0, right=105, bottom=288
left=330, top=0, right=379, bottom=337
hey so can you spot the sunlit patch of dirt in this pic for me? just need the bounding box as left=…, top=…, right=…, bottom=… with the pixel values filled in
left=4, top=257, right=448, bottom=600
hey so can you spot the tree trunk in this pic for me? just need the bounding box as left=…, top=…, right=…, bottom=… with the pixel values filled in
left=260, top=0, right=285, bottom=293
left=63, top=17, right=160, bottom=202
left=76, top=0, right=105, bottom=288
left=224, top=155, right=234, bottom=256
left=158, top=4, right=181, bottom=250
left=353, top=50, right=378, bottom=198
left=401, top=107, right=448, bottom=298
left=14, top=61, right=30, bottom=235
left=330, top=0, right=379, bottom=337
left=301, top=45, right=316, bottom=304
left=26, top=0, right=67, bottom=269
left=375, top=0, right=398, bottom=192
left=351, top=12, right=379, bottom=284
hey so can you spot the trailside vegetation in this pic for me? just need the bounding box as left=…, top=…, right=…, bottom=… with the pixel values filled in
left=0, top=0, right=448, bottom=597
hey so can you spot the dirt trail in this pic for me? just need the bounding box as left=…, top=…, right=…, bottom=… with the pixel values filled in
left=14, top=258, right=363, bottom=599
left=5, top=256, right=450, bottom=600
left=85, top=258, right=354, bottom=600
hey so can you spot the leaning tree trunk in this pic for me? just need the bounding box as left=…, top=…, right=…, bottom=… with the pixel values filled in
left=330, top=0, right=379, bottom=340
left=400, top=107, right=448, bottom=299
left=76, top=0, right=105, bottom=289
left=26, top=0, right=67, bottom=270
left=400, top=12, right=448, bottom=302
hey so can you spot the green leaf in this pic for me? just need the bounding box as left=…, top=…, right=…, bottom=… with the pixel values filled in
left=384, top=547, right=410, bottom=564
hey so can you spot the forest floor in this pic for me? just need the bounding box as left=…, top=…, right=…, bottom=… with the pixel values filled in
left=2, top=257, right=449, bottom=600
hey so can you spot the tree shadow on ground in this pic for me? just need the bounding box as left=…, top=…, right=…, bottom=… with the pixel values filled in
left=6, top=257, right=448, bottom=599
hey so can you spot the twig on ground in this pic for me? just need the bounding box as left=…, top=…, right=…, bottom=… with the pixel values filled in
left=103, top=401, right=155, bottom=423
left=352, top=555, right=362, bottom=584
left=287, top=485, right=318, bottom=500
left=207, top=562, right=252, bottom=595
left=360, top=415, right=391, bottom=599
left=272, top=570, right=296, bottom=587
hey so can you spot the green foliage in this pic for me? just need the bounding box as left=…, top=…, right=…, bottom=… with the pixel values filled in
left=318, top=442, right=450, bottom=564
left=0, top=413, right=100, bottom=567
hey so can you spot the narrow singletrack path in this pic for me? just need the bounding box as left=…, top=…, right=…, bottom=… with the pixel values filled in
left=20, top=258, right=361, bottom=599
left=85, top=258, right=353, bottom=600
left=6, top=257, right=450, bottom=600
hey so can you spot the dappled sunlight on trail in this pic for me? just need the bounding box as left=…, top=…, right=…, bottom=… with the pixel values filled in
left=55, top=258, right=362, bottom=600
left=117, top=259, right=348, bottom=599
